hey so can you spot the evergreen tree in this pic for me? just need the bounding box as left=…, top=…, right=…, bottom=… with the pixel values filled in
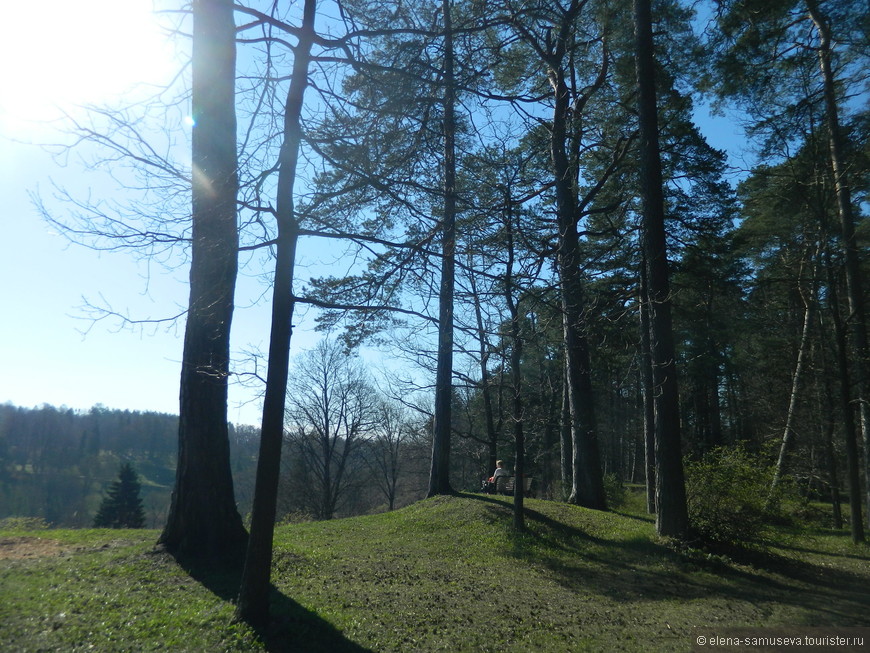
left=633, top=0, right=688, bottom=537
left=707, top=0, right=870, bottom=532
left=93, top=463, right=146, bottom=529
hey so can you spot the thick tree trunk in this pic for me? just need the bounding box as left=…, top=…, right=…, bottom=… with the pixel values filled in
left=547, top=20, right=605, bottom=509
left=634, top=0, right=688, bottom=537
left=235, top=0, right=315, bottom=626
left=158, top=0, right=247, bottom=560
left=807, top=1, right=870, bottom=528
left=558, top=248, right=605, bottom=509
left=559, top=250, right=603, bottom=506
left=428, top=0, right=457, bottom=497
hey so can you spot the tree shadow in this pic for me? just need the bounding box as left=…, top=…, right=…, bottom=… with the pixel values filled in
left=172, top=553, right=373, bottom=653
left=611, top=509, right=655, bottom=524
left=774, top=538, right=870, bottom=561
left=458, top=493, right=870, bottom=625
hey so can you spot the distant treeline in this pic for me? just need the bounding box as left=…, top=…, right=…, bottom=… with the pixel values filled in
left=0, top=402, right=430, bottom=528
left=0, top=403, right=250, bottom=527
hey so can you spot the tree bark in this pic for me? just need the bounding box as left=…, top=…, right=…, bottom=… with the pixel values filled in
left=558, top=249, right=605, bottom=509
left=634, top=0, right=688, bottom=537
left=235, top=0, right=316, bottom=625
left=158, top=0, right=247, bottom=560
left=428, top=0, right=457, bottom=497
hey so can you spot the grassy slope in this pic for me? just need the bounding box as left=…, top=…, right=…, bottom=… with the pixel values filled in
left=1, top=493, right=867, bottom=652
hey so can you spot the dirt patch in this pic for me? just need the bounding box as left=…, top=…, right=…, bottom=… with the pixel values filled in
left=0, top=536, right=65, bottom=560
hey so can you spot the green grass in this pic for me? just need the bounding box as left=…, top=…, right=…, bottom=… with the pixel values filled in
left=1, top=493, right=868, bottom=652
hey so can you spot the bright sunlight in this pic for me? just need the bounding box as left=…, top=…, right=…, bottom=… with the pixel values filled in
left=0, top=0, right=177, bottom=133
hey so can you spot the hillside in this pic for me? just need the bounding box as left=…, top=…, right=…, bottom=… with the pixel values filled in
left=1, top=494, right=868, bottom=652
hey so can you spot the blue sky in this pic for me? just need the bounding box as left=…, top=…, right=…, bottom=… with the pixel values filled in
left=1, top=128, right=327, bottom=426
left=0, top=0, right=288, bottom=425
left=0, top=0, right=752, bottom=428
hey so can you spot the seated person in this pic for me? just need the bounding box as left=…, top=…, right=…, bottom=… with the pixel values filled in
left=492, top=460, right=510, bottom=482
left=485, top=460, right=511, bottom=493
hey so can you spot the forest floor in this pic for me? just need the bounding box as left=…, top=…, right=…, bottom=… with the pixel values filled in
left=1, top=492, right=868, bottom=652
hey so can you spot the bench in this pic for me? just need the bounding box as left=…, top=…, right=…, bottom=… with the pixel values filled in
left=494, top=475, right=533, bottom=496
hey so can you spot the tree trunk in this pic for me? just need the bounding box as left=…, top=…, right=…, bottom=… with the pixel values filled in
left=826, top=263, right=865, bottom=543
left=815, top=293, right=843, bottom=529
left=158, top=0, right=247, bottom=560
left=428, top=0, right=457, bottom=497
left=559, top=370, right=572, bottom=500
left=540, top=382, right=559, bottom=499
left=705, top=326, right=724, bottom=448
left=807, top=0, right=870, bottom=528
left=469, top=258, right=499, bottom=474
left=547, top=22, right=606, bottom=509
left=235, top=0, right=316, bottom=625
left=557, top=214, right=606, bottom=508
left=634, top=0, right=688, bottom=538
left=639, top=255, right=656, bottom=514
left=768, top=288, right=815, bottom=506
left=510, top=330, right=525, bottom=531
left=817, top=350, right=843, bottom=530
left=504, top=203, right=526, bottom=531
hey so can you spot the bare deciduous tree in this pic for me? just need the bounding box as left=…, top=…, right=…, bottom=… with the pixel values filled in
left=363, top=401, right=415, bottom=511
left=284, top=340, right=379, bottom=520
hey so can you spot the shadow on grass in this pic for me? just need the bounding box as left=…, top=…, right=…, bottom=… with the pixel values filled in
left=611, top=509, right=655, bottom=524
left=173, top=554, right=373, bottom=653
left=459, top=493, right=870, bottom=625
left=774, top=537, right=870, bottom=561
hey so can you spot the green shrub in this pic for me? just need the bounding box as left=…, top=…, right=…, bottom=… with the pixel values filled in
left=684, top=446, right=781, bottom=547
left=603, top=473, right=626, bottom=508
left=278, top=510, right=314, bottom=525
left=0, top=516, right=51, bottom=530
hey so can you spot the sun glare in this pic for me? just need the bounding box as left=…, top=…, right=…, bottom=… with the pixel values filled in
left=0, top=0, right=178, bottom=134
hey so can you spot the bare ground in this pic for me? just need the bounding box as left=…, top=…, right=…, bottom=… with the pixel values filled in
left=0, top=536, right=65, bottom=560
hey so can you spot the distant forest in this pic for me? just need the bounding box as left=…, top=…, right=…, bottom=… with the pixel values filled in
left=0, top=404, right=235, bottom=527
left=0, top=402, right=432, bottom=527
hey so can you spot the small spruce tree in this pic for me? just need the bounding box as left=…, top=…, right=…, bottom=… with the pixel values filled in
left=93, top=463, right=146, bottom=528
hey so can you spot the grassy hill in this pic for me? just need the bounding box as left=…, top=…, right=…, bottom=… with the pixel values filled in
left=1, top=493, right=868, bottom=652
